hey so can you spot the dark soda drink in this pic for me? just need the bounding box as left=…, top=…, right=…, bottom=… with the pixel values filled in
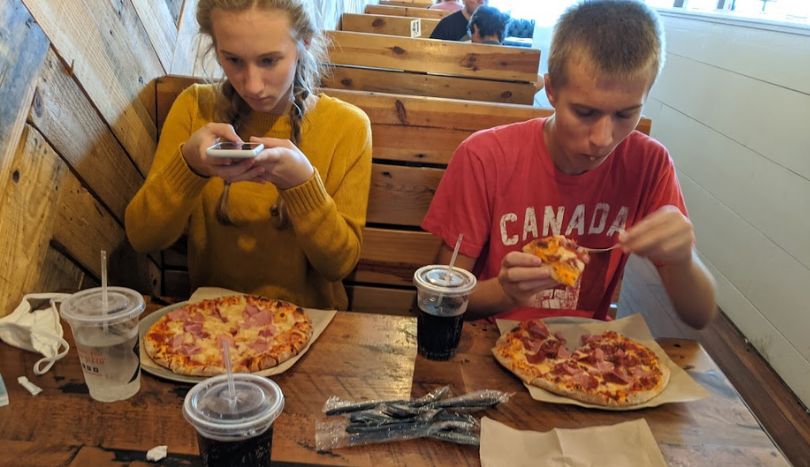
left=184, top=375, right=283, bottom=467
left=197, top=426, right=273, bottom=467
left=413, top=266, right=477, bottom=361
left=417, top=307, right=464, bottom=360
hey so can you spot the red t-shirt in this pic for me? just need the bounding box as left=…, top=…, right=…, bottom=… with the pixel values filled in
left=422, top=118, right=687, bottom=321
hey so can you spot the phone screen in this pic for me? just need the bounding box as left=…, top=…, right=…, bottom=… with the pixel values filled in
left=213, top=142, right=261, bottom=150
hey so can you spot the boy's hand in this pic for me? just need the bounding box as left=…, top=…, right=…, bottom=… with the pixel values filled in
left=497, top=251, right=558, bottom=308
left=619, top=205, right=694, bottom=266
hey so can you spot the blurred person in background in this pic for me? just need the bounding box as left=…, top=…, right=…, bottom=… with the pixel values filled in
left=430, top=0, right=487, bottom=40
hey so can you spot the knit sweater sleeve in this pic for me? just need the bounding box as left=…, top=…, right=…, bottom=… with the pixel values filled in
left=125, top=85, right=209, bottom=252
left=281, top=106, right=372, bottom=281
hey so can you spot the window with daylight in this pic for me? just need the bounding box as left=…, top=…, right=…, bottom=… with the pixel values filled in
left=494, top=0, right=809, bottom=27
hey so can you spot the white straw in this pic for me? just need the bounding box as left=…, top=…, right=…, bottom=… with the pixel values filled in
left=438, top=234, right=464, bottom=307
left=447, top=234, right=464, bottom=278
left=222, top=340, right=237, bottom=410
left=101, top=250, right=108, bottom=332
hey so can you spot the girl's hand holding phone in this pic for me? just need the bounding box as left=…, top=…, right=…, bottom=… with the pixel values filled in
left=181, top=123, right=265, bottom=182
left=247, top=136, right=314, bottom=190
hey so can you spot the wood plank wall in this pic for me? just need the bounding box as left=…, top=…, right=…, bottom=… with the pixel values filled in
left=0, top=0, right=378, bottom=316
left=0, top=0, right=179, bottom=316
left=631, top=13, right=810, bottom=407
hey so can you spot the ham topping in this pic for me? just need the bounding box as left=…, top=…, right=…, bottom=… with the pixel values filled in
left=246, top=310, right=273, bottom=327
left=553, top=363, right=583, bottom=376
left=179, top=343, right=201, bottom=356
left=604, top=366, right=631, bottom=385
left=258, top=325, right=277, bottom=338
left=596, top=361, right=614, bottom=374
left=187, top=311, right=205, bottom=323
left=183, top=322, right=203, bottom=335
left=629, top=366, right=647, bottom=379
left=167, top=308, right=189, bottom=321
left=521, top=337, right=542, bottom=354
left=170, top=334, right=186, bottom=350
left=526, top=320, right=548, bottom=339
left=526, top=350, right=547, bottom=364
left=248, top=339, right=269, bottom=352
left=556, top=346, right=571, bottom=359
left=243, top=304, right=261, bottom=318
left=573, top=372, right=598, bottom=389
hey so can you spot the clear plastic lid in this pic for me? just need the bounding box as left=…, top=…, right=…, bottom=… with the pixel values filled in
left=59, top=287, right=145, bottom=325
left=183, top=374, right=284, bottom=442
left=413, top=265, right=476, bottom=296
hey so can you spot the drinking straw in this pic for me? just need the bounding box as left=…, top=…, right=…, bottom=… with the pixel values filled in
left=222, top=340, right=237, bottom=411
left=437, top=234, right=464, bottom=307
left=446, top=234, right=464, bottom=280
left=101, top=250, right=108, bottom=332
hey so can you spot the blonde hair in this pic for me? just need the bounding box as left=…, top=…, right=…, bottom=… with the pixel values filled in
left=196, top=0, right=327, bottom=225
left=548, top=0, right=664, bottom=89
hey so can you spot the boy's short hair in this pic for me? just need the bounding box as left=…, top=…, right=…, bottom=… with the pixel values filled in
left=468, top=5, right=509, bottom=43
left=548, top=0, right=665, bottom=87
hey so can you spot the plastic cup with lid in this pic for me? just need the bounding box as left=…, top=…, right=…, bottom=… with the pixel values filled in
left=59, top=287, right=145, bottom=402
left=184, top=373, right=284, bottom=467
left=413, top=265, right=477, bottom=360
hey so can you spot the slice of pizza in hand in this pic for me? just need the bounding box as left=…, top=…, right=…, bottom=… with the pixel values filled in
left=522, top=235, right=590, bottom=287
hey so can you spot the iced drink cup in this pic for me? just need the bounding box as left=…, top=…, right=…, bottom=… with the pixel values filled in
left=413, top=265, right=477, bottom=360
left=59, top=287, right=144, bottom=402
left=184, top=374, right=284, bottom=467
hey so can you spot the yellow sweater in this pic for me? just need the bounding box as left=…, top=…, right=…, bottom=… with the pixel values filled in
left=125, top=84, right=372, bottom=309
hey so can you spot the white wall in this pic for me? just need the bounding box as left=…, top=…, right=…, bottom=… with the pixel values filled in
left=643, top=12, right=810, bottom=406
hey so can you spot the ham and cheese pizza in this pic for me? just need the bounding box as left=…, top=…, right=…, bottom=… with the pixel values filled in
left=493, top=320, right=670, bottom=407
left=144, top=295, right=313, bottom=376
left=522, top=235, right=590, bottom=287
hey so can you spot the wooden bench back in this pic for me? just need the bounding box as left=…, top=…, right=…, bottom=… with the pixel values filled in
left=323, top=30, right=541, bottom=105
left=154, top=76, right=651, bottom=314
left=379, top=0, right=434, bottom=7
left=365, top=4, right=449, bottom=19
left=340, top=13, right=421, bottom=38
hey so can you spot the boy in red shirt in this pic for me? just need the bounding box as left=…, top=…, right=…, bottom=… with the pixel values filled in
left=422, top=0, right=716, bottom=328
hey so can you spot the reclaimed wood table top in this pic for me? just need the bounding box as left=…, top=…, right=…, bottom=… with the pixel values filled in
left=0, top=300, right=788, bottom=466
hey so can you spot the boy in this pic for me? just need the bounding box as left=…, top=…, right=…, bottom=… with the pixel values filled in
left=468, top=5, right=508, bottom=45
left=422, top=0, right=716, bottom=328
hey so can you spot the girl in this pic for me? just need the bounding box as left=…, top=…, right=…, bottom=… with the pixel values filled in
left=126, top=0, right=372, bottom=310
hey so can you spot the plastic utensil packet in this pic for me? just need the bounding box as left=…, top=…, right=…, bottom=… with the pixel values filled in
left=315, top=413, right=480, bottom=450
left=316, top=387, right=511, bottom=450
left=323, top=385, right=450, bottom=416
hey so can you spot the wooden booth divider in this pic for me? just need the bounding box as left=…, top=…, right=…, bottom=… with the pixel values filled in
left=154, top=76, right=651, bottom=315
left=340, top=13, right=422, bottom=38
left=323, top=30, right=542, bottom=105
left=365, top=4, right=449, bottom=19
left=379, top=0, right=434, bottom=8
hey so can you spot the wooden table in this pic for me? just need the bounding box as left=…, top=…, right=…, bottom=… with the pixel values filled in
left=0, top=303, right=789, bottom=466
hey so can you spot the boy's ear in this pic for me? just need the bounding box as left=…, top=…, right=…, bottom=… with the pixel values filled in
left=544, top=73, right=557, bottom=107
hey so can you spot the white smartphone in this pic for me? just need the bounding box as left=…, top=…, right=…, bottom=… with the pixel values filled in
left=206, top=142, right=264, bottom=159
